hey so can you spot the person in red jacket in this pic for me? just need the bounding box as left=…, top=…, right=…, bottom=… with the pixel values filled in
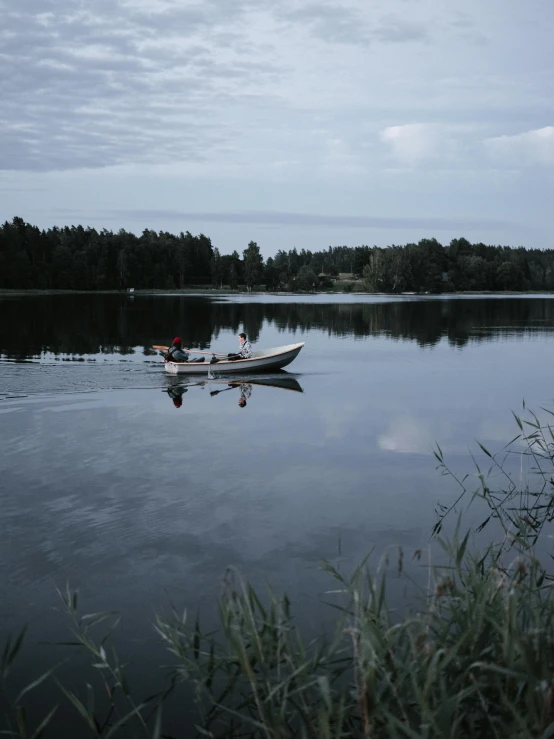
left=165, top=337, right=204, bottom=363
left=164, top=337, right=188, bottom=362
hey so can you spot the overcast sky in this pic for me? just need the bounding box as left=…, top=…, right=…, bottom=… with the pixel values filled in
left=1, top=0, right=553, bottom=257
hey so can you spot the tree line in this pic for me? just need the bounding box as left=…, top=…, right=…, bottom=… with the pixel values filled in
left=1, top=217, right=553, bottom=292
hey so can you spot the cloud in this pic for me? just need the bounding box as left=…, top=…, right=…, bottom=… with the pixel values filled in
left=0, top=0, right=283, bottom=172
left=321, top=137, right=364, bottom=173
left=484, top=126, right=554, bottom=166
left=280, top=2, right=372, bottom=46
left=0, top=0, right=479, bottom=175
left=278, top=3, right=428, bottom=47
left=378, top=416, right=435, bottom=455
left=1, top=0, right=554, bottom=259
left=61, top=208, right=512, bottom=231
left=374, top=14, right=429, bottom=44
left=380, top=124, right=442, bottom=164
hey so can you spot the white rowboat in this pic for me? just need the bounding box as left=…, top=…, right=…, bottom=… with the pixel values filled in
left=164, top=342, right=305, bottom=375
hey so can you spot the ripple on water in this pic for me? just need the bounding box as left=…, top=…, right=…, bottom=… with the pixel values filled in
left=0, top=350, right=166, bottom=397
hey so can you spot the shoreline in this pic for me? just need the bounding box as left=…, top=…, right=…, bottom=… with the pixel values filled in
left=1, top=287, right=554, bottom=298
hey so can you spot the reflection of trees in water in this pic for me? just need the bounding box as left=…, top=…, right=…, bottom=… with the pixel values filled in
left=1, top=295, right=554, bottom=358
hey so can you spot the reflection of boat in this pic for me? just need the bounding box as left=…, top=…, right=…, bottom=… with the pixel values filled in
left=164, top=374, right=303, bottom=394
left=164, top=343, right=304, bottom=375
left=210, top=375, right=303, bottom=394
left=163, top=373, right=303, bottom=409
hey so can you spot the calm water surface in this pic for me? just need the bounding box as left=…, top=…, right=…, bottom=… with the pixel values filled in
left=1, top=292, right=554, bottom=733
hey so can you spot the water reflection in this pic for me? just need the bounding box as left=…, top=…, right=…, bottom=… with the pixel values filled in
left=2, top=294, right=554, bottom=737
left=2, top=294, right=554, bottom=359
left=166, top=384, right=189, bottom=408
left=164, top=374, right=304, bottom=410
left=378, top=416, right=436, bottom=455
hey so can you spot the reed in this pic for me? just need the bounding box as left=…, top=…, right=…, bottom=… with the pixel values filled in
left=2, top=404, right=554, bottom=738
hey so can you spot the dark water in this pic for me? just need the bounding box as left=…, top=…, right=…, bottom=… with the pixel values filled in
left=1, top=292, right=554, bottom=734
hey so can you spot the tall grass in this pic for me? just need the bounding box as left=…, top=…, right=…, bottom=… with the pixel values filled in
left=2, top=404, right=554, bottom=738
left=433, top=401, right=554, bottom=546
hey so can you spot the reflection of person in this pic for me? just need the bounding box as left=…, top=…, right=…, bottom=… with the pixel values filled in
left=165, top=337, right=188, bottom=363
left=227, top=333, right=252, bottom=361
left=238, top=383, right=252, bottom=408
left=166, top=385, right=188, bottom=408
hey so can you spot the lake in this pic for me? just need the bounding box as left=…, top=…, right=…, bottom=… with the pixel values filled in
left=1, top=292, right=554, bottom=734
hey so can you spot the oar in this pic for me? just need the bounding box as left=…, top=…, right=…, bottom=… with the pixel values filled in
left=162, top=380, right=206, bottom=392
left=152, top=345, right=227, bottom=357
left=210, top=385, right=238, bottom=397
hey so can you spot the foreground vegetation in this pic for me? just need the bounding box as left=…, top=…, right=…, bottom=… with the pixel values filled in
left=2, top=216, right=554, bottom=293
left=2, top=404, right=554, bottom=738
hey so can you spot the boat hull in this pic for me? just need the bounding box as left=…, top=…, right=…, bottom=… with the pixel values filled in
left=164, top=342, right=304, bottom=374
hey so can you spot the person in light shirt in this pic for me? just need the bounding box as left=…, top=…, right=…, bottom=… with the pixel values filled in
left=227, top=332, right=252, bottom=361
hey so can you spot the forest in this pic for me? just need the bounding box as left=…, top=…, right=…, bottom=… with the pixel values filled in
left=1, top=216, right=554, bottom=293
